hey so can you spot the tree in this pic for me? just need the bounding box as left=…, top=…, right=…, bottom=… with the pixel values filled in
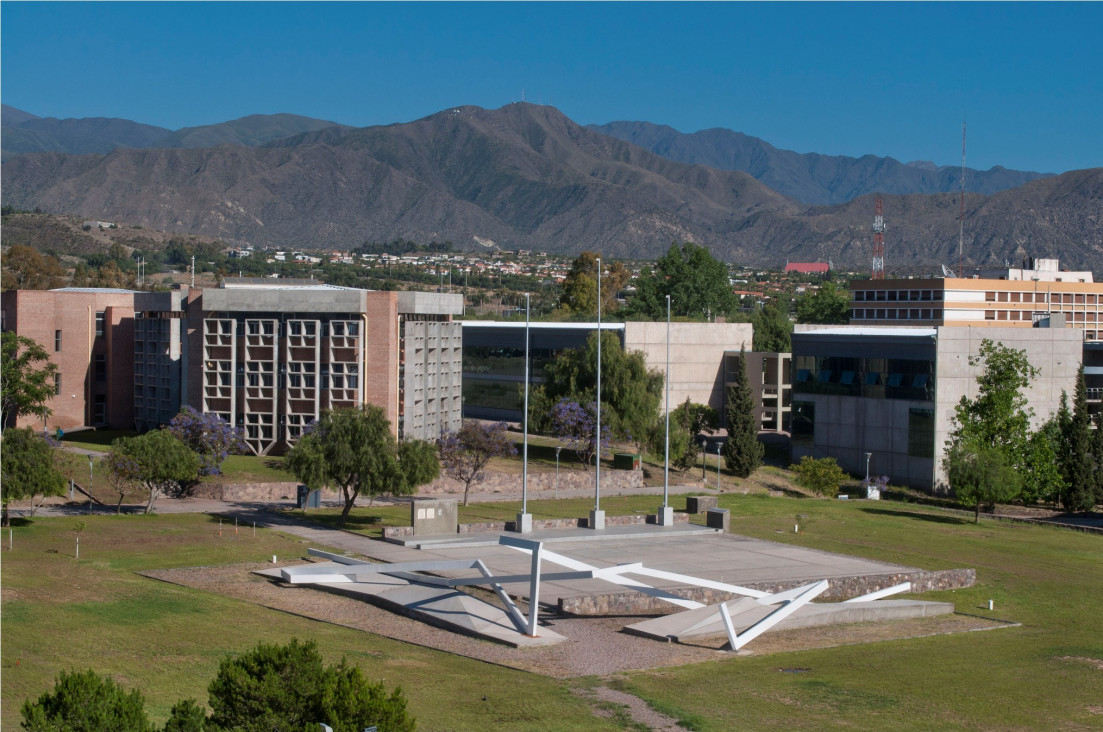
left=791, top=455, right=847, bottom=496
left=1059, top=366, right=1096, bottom=511
left=102, top=449, right=143, bottom=514
left=795, top=281, right=850, bottom=324
left=206, top=638, right=414, bottom=732
left=167, top=406, right=247, bottom=478
left=556, top=251, right=630, bottom=317
left=549, top=399, right=611, bottom=470
left=109, top=430, right=201, bottom=514
left=541, top=330, right=663, bottom=451
left=161, top=699, right=208, bottom=732
left=285, top=405, right=429, bottom=524
left=751, top=300, right=792, bottom=352
left=1092, top=412, right=1103, bottom=508
left=1, top=331, right=59, bottom=433
left=397, top=438, right=441, bottom=490
left=626, top=243, right=737, bottom=320
left=437, top=421, right=516, bottom=506
left=1, top=428, right=67, bottom=525
left=723, top=348, right=764, bottom=478
left=20, top=668, right=154, bottom=732
left=648, top=398, right=717, bottom=471
left=1, top=244, right=67, bottom=291
left=944, top=442, right=1023, bottom=523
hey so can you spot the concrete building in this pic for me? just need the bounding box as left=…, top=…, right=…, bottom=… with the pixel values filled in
left=460, top=320, right=752, bottom=422
left=850, top=259, right=1103, bottom=339
left=187, top=281, right=464, bottom=454
left=723, top=351, right=791, bottom=432
left=789, top=324, right=1082, bottom=490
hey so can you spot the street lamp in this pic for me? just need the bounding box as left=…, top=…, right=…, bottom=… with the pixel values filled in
left=701, top=439, right=708, bottom=480
left=662, top=294, right=671, bottom=522
left=518, top=293, right=532, bottom=533
left=716, top=442, right=723, bottom=492
left=555, top=446, right=562, bottom=500
left=865, top=452, right=873, bottom=483
left=87, top=455, right=94, bottom=514
left=591, top=257, right=604, bottom=530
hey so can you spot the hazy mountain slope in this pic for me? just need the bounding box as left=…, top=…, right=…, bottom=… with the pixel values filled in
left=590, top=120, right=1052, bottom=205
left=2, top=108, right=171, bottom=156
left=152, top=113, right=350, bottom=148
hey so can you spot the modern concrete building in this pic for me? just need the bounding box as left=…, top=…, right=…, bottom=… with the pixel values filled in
left=789, top=324, right=1082, bottom=490
left=850, top=259, right=1103, bottom=339
left=723, top=351, right=791, bottom=432
left=187, top=281, right=464, bottom=454
left=460, top=320, right=752, bottom=422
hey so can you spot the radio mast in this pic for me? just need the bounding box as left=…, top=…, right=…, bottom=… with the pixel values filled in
left=957, top=121, right=966, bottom=277
left=872, top=197, right=885, bottom=279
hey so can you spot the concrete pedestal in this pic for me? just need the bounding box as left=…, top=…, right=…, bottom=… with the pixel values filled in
left=589, top=509, right=606, bottom=530
left=516, top=512, right=533, bottom=533
left=656, top=505, right=675, bottom=526
left=706, top=507, right=730, bottom=532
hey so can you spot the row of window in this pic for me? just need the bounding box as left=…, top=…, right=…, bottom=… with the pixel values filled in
left=792, top=356, right=934, bottom=401
left=853, top=290, right=943, bottom=302
left=986, top=291, right=1100, bottom=304
left=852, top=308, right=943, bottom=320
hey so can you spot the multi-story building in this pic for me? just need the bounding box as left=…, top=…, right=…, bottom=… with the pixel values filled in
left=789, top=324, right=1082, bottom=490
left=187, top=281, right=463, bottom=454
left=850, top=258, right=1103, bottom=339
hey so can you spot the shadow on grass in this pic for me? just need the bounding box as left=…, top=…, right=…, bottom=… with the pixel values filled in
left=859, top=506, right=970, bottom=525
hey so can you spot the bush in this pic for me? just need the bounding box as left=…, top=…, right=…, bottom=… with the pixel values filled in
left=791, top=456, right=848, bottom=496
left=21, top=668, right=154, bottom=732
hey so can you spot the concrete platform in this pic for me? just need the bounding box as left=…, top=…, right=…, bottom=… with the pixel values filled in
left=390, top=521, right=721, bottom=550
left=254, top=562, right=565, bottom=648
left=625, top=597, right=955, bottom=643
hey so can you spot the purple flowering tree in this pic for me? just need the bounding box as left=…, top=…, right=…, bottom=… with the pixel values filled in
left=168, top=406, right=247, bottom=478
left=437, top=421, right=517, bottom=506
left=549, top=399, right=611, bottom=470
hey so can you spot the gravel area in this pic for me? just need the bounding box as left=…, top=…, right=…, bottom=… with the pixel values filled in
left=142, top=562, right=1012, bottom=680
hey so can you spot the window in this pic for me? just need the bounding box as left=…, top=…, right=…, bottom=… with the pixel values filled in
left=791, top=401, right=815, bottom=446
left=54, top=373, right=61, bottom=395
left=95, top=311, right=105, bottom=336
left=908, top=408, right=935, bottom=458
left=55, top=330, right=62, bottom=352
left=94, top=354, right=106, bottom=381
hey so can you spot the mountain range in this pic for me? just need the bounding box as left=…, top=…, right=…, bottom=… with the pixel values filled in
left=2, top=103, right=1100, bottom=272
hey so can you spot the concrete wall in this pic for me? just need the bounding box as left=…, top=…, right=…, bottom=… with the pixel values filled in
left=624, top=321, right=752, bottom=415
left=401, top=319, right=463, bottom=440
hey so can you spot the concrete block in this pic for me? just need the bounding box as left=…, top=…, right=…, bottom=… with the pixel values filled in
left=656, top=505, right=675, bottom=526
left=706, top=507, right=730, bottom=532
left=589, top=509, right=606, bottom=530
left=515, top=512, right=532, bottom=534
left=687, top=495, right=718, bottom=514
left=411, top=498, right=458, bottom=535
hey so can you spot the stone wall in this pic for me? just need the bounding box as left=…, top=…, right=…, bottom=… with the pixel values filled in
left=559, top=568, right=975, bottom=615
left=382, top=511, right=689, bottom=540
left=417, top=468, right=642, bottom=497
left=189, top=482, right=334, bottom=501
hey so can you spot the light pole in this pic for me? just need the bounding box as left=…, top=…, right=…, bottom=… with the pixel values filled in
left=555, top=446, right=562, bottom=500
left=716, top=442, right=723, bottom=492
left=865, top=452, right=873, bottom=483
left=701, top=439, right=708, bottom=480
left=518, top=293, right=532, bottom=533
left=659, top=294, right=674, bottom=525
left=87, top=455, right=94, bottom=514
left=591, top=257, right=605, bottom=530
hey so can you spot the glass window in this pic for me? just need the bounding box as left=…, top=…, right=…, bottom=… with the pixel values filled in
left=94, top=354, right=106, bottom=381
left=95, top=311, right=105, bottom=336
left=54, top=373, right=61, bottom=395
left=791, top=401, right=815, bottom=446
left=55, top=330, right=62, bottom=352
left=908, top=408, right=935, bottom=458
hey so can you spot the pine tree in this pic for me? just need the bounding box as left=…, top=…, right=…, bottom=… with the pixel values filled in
left=1092, top=413, right=1103, bottom=507
left=1062, top=366, right=1096, bottom=512
left=722, top=347, right=764, bottom=478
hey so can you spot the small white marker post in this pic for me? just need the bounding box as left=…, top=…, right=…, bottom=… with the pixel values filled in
left=253, top=521, right=256, bottom=538
left=76, top=536, right=80, bottom=560
left=989, top=599, right=994, bottom=611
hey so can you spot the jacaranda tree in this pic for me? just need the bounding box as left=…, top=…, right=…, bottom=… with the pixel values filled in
left=167, top=406, right=247, bottom=478
left=438, top=421, right=516, bottom=506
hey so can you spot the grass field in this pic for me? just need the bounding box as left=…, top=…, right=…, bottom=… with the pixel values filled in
left=3, top=493, right=1101, bottom=730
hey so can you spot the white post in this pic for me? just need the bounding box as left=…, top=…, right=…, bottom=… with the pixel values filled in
left=716, top=442, right=722, bottom=491
left=518, top=293, right=532, bottom=533
left=555, top=446, right=561, bottom=500
left=659, top=294, right=674, bottom=526
left=591, top=257, right=605, bottom=530
left=75, top=535, right=80, bottom=560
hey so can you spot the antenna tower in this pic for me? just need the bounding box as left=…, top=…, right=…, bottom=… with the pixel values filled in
left=872, top=196, right=885, bottom=279
left=957, top=120, right=966, bottom=277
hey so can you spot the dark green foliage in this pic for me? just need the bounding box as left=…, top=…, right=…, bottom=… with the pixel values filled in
left=397, top=438, right=441, bottom=490
left=944, top=442, right=1023, bottom=522
left=21, top=668, right=154, bottom=732
left=791, top=456, right=847, bottom=496
left=161, top=699, right=207, bottom=732
left=751, top=300, right=792, bottom=352
left=206, top=638, right=414, bottom=732
left=794, top=281, right=850, bottom=324
left=286, top=406, right=429, bottom=523
left=540, top=331, right=662, bottom=451
left=555, top=251, right=629, bottom=316
left=1060, top=367, right=1097, bottom=512
left=722, top=349, right=764, bottom=478
left=109, top=430, right=201, bottom=514
left=626, top=243, right=737, bottom=320
left=1092, top=412, right=1103, bottom=507
left=1, top=428, right=67, bottom=515
left=651, top=398, right=717, bottom=470
left=1, top=331, right=59, bottom=432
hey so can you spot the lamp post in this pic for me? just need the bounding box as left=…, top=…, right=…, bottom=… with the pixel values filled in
left=591, top=257, right=605, bottom=530
left=716, top=442, right=723, bottom=492
left=518, top=293, right=532, bottom=533
left=555, top=446, right=562, bottom=500
left=701, top=439, right=708, bottom=480
left=87, top=455, right=94, bottom=514
left=659, top=294, right=674, bottom=525
left=865, top=452, right=873, bottom=483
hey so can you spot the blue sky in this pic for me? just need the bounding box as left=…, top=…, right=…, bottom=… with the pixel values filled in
left=2, top=2, right=1100, bottom=173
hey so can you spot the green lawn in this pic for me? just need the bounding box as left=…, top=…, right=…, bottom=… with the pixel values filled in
left=3, top=495, right=1101, bottom=730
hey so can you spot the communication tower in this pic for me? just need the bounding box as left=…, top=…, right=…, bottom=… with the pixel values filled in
left=872, top=197, right=885, bottom=279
